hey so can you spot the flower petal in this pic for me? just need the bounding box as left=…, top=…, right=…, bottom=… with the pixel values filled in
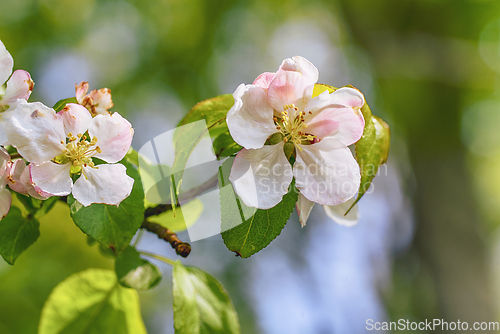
left=323, top=198, right=359, bottom=227
left=0, top=103, right=22, bottom=145
left=57, top=103, right=92, bottom=136
left=30, top=161, right=72, bottom=197
left=0, top=189, right=12, bottom=219
left=6, top=102, right=65, bottom=163
left=89, top=88, right=114, bottom=115
left=296, top=193, right=315, bottom=228
left=294, top=138, right=360, bottom=206
left=229, top=142, right=293, bottom=209
left=227, top=84, right=278, bottom=149
left=304, top=89, right=365, bottom=145
left=75, top=81, right=89, bottom=103
left=1, top=70, right=33, bottom=106
left=253, top=72, right=275, bottom=90
left=278, top=56, right=319, bottom=86
left=7, top=159, right=28, bottom=194
left=88, top=112, right=133, bottom=163
left=0, top=40, right=13, bottom=86
left=267, top=70, right=314, bottom=112
left=72, top=163, right=134, bottom=206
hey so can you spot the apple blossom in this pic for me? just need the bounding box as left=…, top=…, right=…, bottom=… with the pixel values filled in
left=0, top=40, right=34, bottom=144
left=76, top=81, right=114, bottom=116
left=6, top=101, right=134, bottom=206
left=296, top=193, right=359, bottom=227
left=227, top=56, right=365, bottom=214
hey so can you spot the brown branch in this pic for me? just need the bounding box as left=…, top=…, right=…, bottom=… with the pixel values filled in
left=141, top=220, right=191, bottom=257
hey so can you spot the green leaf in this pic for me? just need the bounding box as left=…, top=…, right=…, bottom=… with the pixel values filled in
left=52, top=97, right=78, bottom=112
left=171, top=94, right=234, bottom=201
left=115, top=246, right=162, bottom=291
left=219, top=158, right=298, bottom=258
left=39, top=269, right=147, bottom=334
left=0, top=206, right=40, bottom=265
left=213, top=133, right=243, bottom=159
left=349, top=102, right=390, bottom=211
left=67, top=160, right=145, bottom=253
left=147, top=198, right=203, bottom=232
left=173, top=262, right=240, bottom=334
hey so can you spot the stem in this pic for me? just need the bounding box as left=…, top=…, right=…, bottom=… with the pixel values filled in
left=10, top=153, right=22, bottom=159
left=139, top=251, right=176, bottom=266
left=141, top=220, right=191, bottom=257
left=132, top=228, right=144, bottom=247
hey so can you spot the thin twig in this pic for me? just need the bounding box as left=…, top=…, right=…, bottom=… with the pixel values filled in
left=141, top=220, right=191, bottom=257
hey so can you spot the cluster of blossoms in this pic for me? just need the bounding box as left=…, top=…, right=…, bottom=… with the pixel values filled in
left=0, top=40, right=134, bottom=219
left=227, top=56, right=364, bottom=226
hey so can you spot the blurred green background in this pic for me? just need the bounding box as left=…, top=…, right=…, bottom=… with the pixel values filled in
left=1, top=0, right=500, bottom=333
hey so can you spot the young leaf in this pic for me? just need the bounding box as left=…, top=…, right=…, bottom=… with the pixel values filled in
left=349, top=102, right=390, bottom=211
left=115, top=246, right=162, bottom=291
left=173, top=262, right=240, bottom=334
left=52, top=97, right=78, bottom=112
left=0, top=206, right=40, bottom=265
left=39, top=269, right=147, bottom=334
left=68, top=160, right=145, bottom=253
left=219, top=158, right=298, bottom=258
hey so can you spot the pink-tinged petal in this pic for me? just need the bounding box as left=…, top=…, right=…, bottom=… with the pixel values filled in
left=267, top=70, right=314, bottom=112
left=57, top=103, right=92, bottom=136
left=30, top=161, right=72, bottom=197
left=253, top=72, right=275, bottom=90
left=0, top=40, right=13, bottom=86
left=7, top=159, right=28, bottom=194
left=75, top=81, right=89, bottom=103
left=1, top=70, right=34, bottom=105
left=88, top=88, right=113, bottom=115
left=88, top=112, right=133, bottom=163
left=72, top=163, right=134, bottom=206
left=6, top=102, right=66, bottom=163
left=229, top=142, right=293, bottom=209
left=329, top=87, right=365, bottom=109
left=227, top=84, right=278, bottom=149
left=323, top=198, right=359, bottom=227
left=296, top=193, right=315, bottom=228
left=304, top=90, right=365, bottom=145
left=0, top=189, right=12, bottom=219
left=277, top=56, right=319, bottom=87
left=293, top=138, right=360, bottom=206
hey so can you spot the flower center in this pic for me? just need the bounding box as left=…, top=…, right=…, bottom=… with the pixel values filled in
left=54, top=132, right=101, bottom=174
left=274, top=104, right=316, bottom=146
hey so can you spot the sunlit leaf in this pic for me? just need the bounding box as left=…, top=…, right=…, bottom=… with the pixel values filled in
left=348, top=101, right=390, bottom=211
left=39, top=269, right=146, bottom=334
left=219, top=158, right=298, bottom=258
left=173, top=262, right=240, bottom=334
left=171, top=94, right=234, bottom=202
left=0, top=206, right=40, bottom=265
left=147, top=198, right=203, bottom=232
left=67, top=160, right=145, bottom=253
left=115, top=246, right=162, bottom=291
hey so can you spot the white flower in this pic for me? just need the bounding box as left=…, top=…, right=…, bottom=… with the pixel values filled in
left=6, top=102, right=134, bottom=206
left=227, top=56, right=364, bottom=225
left=0, top=40, right=34, bottom=144
left=75, top=81, right=114, bottom=116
